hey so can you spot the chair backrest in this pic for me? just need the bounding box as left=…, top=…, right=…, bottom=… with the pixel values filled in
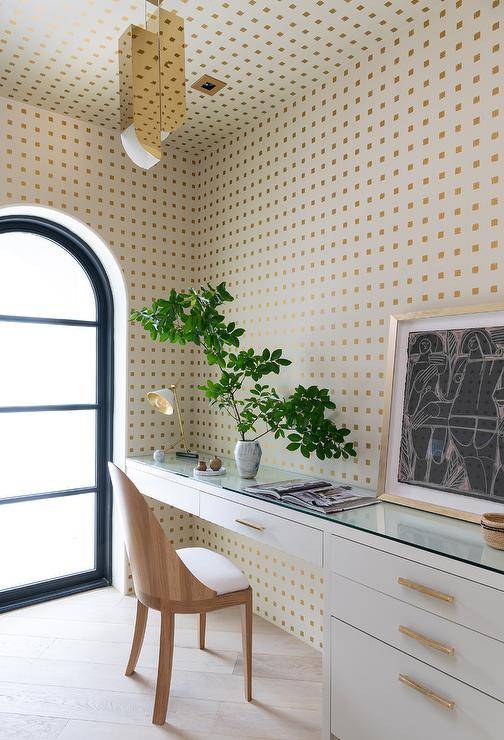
left=108, top=463, right=215, bottom=610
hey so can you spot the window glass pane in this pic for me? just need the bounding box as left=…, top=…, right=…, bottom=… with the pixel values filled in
left=0, top=410, right=96, bottom=498
left=0, top=493, right=95, bottom=590
left=0, top=232, right=96, bottom=320
left=0, top=322, right=96, bottom=407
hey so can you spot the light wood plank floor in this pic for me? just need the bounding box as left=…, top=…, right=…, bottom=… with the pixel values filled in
left=0, top=587, right=322, bottom=739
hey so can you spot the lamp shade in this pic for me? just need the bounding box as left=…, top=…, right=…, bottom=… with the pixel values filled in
left=147, top=388, right=175, bottom=415
left=120, top=125, right=160, bottom=170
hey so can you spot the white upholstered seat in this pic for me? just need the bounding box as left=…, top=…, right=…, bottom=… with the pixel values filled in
left=176, top=547, right=249, bottom=596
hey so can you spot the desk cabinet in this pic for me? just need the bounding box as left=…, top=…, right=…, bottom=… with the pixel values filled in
left=326, top=534, right=504, bottom=641
left=330, top=572, right=504, bottom=704
left=330, top=618, right=504, bottom=740
left=126, top=457, right=504, bottom=740
left=326, top=534, right=504, bottom=740
left=127, top=466, right=200, bottom=515
left=200, top=491, right=324, bottom=566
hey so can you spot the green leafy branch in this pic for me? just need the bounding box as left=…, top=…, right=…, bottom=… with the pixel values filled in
left=130, top=283, right=244, bottom=365
left=131, top=283, right=356, bottom=461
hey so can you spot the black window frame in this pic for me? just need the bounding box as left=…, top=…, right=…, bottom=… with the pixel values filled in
left=0, top=215, right=113, bottom=612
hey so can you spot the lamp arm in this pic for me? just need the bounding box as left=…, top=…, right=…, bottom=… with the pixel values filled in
left=172, top=384, right=188, bottom=451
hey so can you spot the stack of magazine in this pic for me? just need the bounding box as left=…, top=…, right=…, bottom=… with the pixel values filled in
left=243, top=478, right=379, bottom=514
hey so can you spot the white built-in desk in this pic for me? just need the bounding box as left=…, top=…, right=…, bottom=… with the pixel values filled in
left=127, top=454, right=504, bottom=740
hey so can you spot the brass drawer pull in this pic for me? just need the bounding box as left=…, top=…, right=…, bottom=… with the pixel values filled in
left=399, top=625, right=455, bottom=656
left=235, top=518, right=265, bottom=532
left=399, top=674, right=455, bottom=711
left=398, top=577, right=454, bottom=604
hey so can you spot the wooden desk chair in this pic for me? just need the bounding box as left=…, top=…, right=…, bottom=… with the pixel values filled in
left=108, top=463, right=253, bottom=725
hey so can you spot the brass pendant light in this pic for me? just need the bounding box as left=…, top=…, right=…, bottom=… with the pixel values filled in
left=118, top=2, right=186, bottom=169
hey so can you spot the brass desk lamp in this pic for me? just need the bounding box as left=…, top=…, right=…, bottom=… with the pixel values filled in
left=147, top=385, right=198, bottom=459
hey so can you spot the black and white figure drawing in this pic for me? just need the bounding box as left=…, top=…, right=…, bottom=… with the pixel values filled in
left=398, top=327, right=504, bottom=501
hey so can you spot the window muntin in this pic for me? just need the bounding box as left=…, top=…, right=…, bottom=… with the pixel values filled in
left=0, top=217, right=112, bottom=609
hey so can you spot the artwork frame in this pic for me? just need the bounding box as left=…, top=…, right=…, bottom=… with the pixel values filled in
left=378, top=303, right=504, bottom=523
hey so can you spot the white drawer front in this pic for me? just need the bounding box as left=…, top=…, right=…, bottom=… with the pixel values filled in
left=331, top=618, right=503, bottom=740
left=331, top=573, right=504, bottom=703
left=126, top=467, right=199, bottom=516
left=327, top=534, right=504, bottom=640
left=200, top=493, right=323, bottom=566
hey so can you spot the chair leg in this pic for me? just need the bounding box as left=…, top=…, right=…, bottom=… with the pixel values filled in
left=125, top=600, right=148, bottom=676
left=199, top=612, right=206, bottom=650
left=152, top=611, right=175, bottom=725
left=241, top=589, right=253, bottom=701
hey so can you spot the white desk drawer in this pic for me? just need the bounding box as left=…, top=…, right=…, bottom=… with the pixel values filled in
left=200, top=493, right=323, bottom=566
left=126, top=467, right=199, bottom=516
left=331, top=573, right=504, bottom=703
left=331, top=618, right=503, bottom=740
left=327, top=534, right=504, bottom=640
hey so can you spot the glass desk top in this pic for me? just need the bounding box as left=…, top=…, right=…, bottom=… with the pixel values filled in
left=128, top=453, right=504, bottom=577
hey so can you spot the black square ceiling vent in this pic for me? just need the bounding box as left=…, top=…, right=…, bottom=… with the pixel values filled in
left=191, top=74, right=227, bottom=96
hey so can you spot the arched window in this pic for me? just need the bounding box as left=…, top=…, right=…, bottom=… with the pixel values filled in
left=0, top=215, right=113, bottom=610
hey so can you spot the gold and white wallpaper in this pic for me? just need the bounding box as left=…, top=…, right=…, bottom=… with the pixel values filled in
left=188, top=0, right=502, bottom=647
left=0, top=0, right=502, bottom=650
left=0, top=0, right=440, bottom=152
left=191, top=0, right=502, bottom=486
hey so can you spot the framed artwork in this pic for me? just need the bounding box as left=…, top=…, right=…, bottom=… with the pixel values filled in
left=378, top=304, right=504, bottom=522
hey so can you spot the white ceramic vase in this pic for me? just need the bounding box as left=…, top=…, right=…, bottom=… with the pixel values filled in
left=234, top=440, right=262, bottom=479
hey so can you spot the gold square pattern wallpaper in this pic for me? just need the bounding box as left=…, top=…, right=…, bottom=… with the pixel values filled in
left=1, top=0, right=502, bottom=649
left=191, top=0, right=502, bottom=487
left=0, top=0, right=443, bottom=152
left=189, top=0, right=502, bottom=647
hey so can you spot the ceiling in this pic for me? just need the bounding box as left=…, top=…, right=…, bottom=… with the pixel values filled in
left=0, top=0, right=441, bottom=153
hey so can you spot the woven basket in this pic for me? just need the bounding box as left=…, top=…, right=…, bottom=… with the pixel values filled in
left=481, top=513, right=504, bottom=550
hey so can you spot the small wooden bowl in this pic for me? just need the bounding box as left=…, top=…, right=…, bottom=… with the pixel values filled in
left=481, top=513, right=504, bottom=550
